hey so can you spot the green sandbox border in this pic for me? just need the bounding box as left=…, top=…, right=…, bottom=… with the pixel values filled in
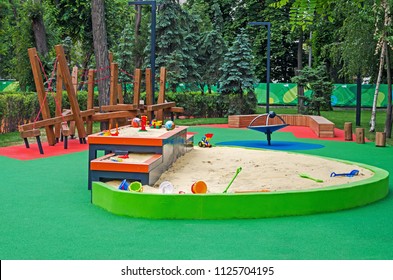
left=92, top=159, right=389, bottom=220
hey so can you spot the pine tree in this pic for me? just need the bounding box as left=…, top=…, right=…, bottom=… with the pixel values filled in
left=219, top=28, right=257, bottom=114
left=115, top=23, right=135, bottom=83
left=155, top=0, right=200, bottom=91
left=195, top=2, right=226, bottom=94
left=219, top=28, right=257, bottom=96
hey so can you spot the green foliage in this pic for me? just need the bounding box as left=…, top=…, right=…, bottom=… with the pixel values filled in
left=291, top=65, right=334, bottom=115
left=115, top=22, right=136, bottom=83
left=219, top=29, right=257, bottom=95
left=0, top=91, right=98, bottom=133
left=155, top=0, right=200, bottom=91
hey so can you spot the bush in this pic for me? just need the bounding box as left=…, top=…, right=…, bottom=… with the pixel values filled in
left=0, top=91, right=98, bottom=133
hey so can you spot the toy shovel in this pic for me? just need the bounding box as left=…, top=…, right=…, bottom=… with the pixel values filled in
left=223, top=167, right=242, bottom=193
left=330, top=169, right=359, bottom=177
left=299, top=173, right=324, bottom=183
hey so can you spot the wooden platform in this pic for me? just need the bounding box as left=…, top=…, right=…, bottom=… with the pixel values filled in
left=90, top=153, right=163, bottom=185
left=228, top=114, right=335, bottom=138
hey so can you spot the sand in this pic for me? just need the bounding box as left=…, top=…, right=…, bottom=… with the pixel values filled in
left=106, top=146, right=374, bottom=194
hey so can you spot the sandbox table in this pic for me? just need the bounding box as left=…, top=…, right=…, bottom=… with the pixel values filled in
left=87, top=125, right=189, bottom=190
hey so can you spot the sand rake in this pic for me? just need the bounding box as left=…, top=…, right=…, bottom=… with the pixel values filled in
left=223, top=167, right=242, bottom=193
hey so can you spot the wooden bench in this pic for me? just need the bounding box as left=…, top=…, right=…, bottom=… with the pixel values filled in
left=228, top=114, right=335, bottom=138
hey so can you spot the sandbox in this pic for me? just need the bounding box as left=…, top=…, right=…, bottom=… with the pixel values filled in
left=92, top=146, right=389, bottom=219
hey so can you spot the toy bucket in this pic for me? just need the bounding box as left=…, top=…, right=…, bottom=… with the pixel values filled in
left=159, top=181, right=174, bottom=194
left=191, top=181, right=207, bottom=194
left=128, top=181, right=143, bottom=192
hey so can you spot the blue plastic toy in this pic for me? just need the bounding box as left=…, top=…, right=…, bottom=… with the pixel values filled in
left=330, top=170, right=359, bottom=177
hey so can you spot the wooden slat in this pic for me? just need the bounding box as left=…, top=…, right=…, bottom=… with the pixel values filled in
left=86, top=69, right=95, bottom=135
left=28, top=48, right=56, bottom=145
left=55, top=62, right=63, bottom=138
left=146, top=102, right=176, bottom=111
left=91, top=111, right=138, bottom=122
left=145, top=68, right=153, bottom=121
left=101, top=104, right=138, bottom=112
left=19, top=109, right=95, bottom=131
left=20, top=129, right=40, bottom=138
left=55, top=45, right=87, bottom=139
left=168, top=107, right=184, bottom=113
left=133, top=68, right=141, bottom=106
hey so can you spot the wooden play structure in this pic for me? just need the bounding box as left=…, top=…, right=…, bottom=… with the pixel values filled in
left=19, top=45, right=183, bottom=154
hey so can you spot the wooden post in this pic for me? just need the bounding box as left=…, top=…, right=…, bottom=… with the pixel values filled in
left=27, top=48, right=56, bottom=146
left=117, top=83, right=124, bottom=104
left=133, top=68, right=142, bottom=108
left=86, top=69, right=95, bottom=135
left=145, top=68, right=153, bottom=121
left=69, top=66, right=78, bottom=137
left=55, top=45, right=87, bottom=141
left=109, top=63, right=119, bottom=127
left=55, top=62, right=63, bottom=141
left=110, top=63, right=118, bottom=106
left=355, top=128, right=365, bottom=144
left=375, top=132, right=386, bottom=147
left=72, top=66, right=78, bottom=93
left=344, top=122, right=353, bottom=141
left=156, top=67, right=167, bottom=121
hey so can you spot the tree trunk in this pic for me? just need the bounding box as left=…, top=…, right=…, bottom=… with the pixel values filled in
left=369, top=40, right=385, bottom=132
left=8, top=0, right=19, bottom=20
left=385, top=47, right=392, bottom=138
left=297, top=29, right=305, bottom=114
left=78, top=51, right=93, bottom=91
left=134, top=5, right=143, bottom=68
left=31, top=1, right=49, bottom=56
left=92, top=0, right=110, bottom=130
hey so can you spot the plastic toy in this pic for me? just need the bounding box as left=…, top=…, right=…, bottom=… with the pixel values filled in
left=330, top=170, right=359, bottom=177
left=299, top=173, right=324, bottom=183
left=117, top=154, right=129, bottom=159
left=132, top=117, right=141, bottom=128
left=165, top=120, right=175, bottom=131
left=150, top=119, right=163, bottom=129
left=139, top=116, right=147, bottom=131
left=198, top=133, right=214, bottom=148
left=118, top=179, right=129, bottom=190
left=110, top=123, right=119, bottom=136
left=191, top=181, right=207, bottom=194
left=159, top=181, right=174, bottom=194
left=128, top=181, right=143, bottom=192
left=223, top=167, right=242, bottom=193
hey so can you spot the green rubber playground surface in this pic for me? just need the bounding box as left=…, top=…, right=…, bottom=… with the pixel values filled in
left=0, top=127, right=392, bottom=260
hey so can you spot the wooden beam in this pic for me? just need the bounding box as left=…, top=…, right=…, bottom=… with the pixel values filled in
left=86, top=69, right=95, bottom=135
left=101, top=104, right=138, bottom=111
left=117, top=83, right=124, bottom=104
left=133, top=68, right=141, bottom=106
left=110, top=63, right=118, bottom=106
left=55, top=45, right=87, bottom=139
left=156, top=67, right=167, bottom=120
left=168, top=107, right=184, bottom=113
left=145, top=68, right=153, bottom=121
left=19, top=109, right=96, bottom=131
left=91, top=111, right=138, bottom=122
left=146, top=102, right=175, bottom=111
left=55, top=62, right=63, bottom=139
left=27, top=48, right=56, bottom=145
left=20, top=128, right=41, bottom=138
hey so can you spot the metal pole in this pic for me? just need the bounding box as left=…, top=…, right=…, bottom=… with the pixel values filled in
left=266, top=23, right=271, bottom=113
left=150, top=1, right=156, bottom=101
left=129, top=1, right=156, bottom=104
left=248, top=22, right=271, bottom=113
left=356, top=73, right=362, bottom=126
